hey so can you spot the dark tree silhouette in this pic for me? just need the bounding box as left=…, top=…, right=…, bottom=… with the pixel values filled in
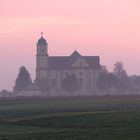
left=14, top=66, right=32, bottom=93
left=115, top=74, right=129, bottom=94
left=97, top=73, right=117, bottom=94
left=0, top=89, right=13, bottom=97
left=61, top=74, right=79, bottom=95
left=100, top=65, right=108, bottom=74
left=113, top=62, right=127, bottom=78
left=113, top=62, right=129, bottom=94
left=129, top=75, right=140, bottom=94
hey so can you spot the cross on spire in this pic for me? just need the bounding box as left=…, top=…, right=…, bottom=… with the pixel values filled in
left=41, top=32, right=43, bottom=37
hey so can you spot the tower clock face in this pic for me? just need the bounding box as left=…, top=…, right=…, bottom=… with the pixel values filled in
left=41, top=48, right=45, bottom=53
left=38, top=45, right=47, bottom=54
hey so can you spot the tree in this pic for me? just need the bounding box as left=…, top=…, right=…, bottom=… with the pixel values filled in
left=113, top=62, right=129, bottom=94
left=0, top=89, right=13, bottom=97
left=113, top=62, right=127, bottom=78
left=97, top=72, right=117, bottom=94
left=61, top=74, right=79, bottom=95
left=100, top=65, right=108, bottom=74
left=14, top=66, right=32, bottom=93
left=128, top=75, right=140, bottom=94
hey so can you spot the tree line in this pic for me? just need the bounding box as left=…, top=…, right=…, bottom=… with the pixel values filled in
left=97, top=62, right=140, bottom=95
left=1, top=62, right=140, bottom=96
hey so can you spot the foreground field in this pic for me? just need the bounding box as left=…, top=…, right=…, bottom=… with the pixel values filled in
left=0, top=96, right=140, bottom=140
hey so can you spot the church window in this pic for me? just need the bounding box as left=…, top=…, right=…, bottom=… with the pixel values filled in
left=52, top=78, right=56, bottom=87
left=42, top=49, right=45, bottom=53
left=90, top=79, right=92, bottom=86
left=90, top=72, right=92, bottom=76
left=89, top=79, right=92, bottom=92
left=79, top=78, right=83, bottom=87
left=65, top=72, right=68, bottom=76
left=79, top=72, right=83, bottom=76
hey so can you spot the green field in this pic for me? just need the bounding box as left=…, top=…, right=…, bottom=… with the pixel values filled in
left=0, top=96, right=140, bottom=140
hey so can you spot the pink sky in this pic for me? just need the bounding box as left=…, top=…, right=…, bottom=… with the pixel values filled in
left=0, top=0, right=140, bottom=90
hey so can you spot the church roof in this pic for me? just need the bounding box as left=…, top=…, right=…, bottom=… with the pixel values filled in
left=70, top=50, right=81, bottom=58
left=37, top=36, right=48, bottom=45
left=48, top=57, right=70, bottom=69
left=48, top=51, right=100, bottom=69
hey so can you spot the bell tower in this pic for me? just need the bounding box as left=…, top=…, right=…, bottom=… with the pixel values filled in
left=36, top=32, right=48, bottom=82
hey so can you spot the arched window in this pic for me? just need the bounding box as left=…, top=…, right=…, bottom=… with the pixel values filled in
left=79, top=78, right=83, bottom=87
left=52, top=78, right=56, bottom=87
left=79, top=72, right=83, bottom=76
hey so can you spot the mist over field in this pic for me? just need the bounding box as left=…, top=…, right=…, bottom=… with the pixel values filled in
left=0, top=96, right=140, bottom=140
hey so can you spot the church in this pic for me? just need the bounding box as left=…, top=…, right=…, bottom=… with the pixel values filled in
left=35, top=33, right=101, bottom=96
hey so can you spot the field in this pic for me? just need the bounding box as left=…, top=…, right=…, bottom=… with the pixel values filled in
left=0, top=95, right=140, bottom=140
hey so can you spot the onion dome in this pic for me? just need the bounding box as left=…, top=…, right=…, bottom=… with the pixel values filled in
left=37, top=32, right=48, bottom=45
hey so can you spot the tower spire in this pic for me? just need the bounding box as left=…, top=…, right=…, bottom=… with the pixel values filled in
left=36, top=32, right=48, bottom=81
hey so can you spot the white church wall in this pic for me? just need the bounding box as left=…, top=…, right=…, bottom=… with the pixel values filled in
left=40, top=70, right=47, bottom=79
left=72, top=57, right=89, bottom=67
left=38, top=57, right=47, bottom=68
left=73, top=69, right=85, bottom=95
left=56, top=70, right=63, bottom=95
left=47, top=68, right=99, bottom=96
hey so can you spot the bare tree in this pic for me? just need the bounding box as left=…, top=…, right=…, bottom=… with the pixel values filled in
left=113, top=62, right=129, bottom=94
left=100, top=65, right=108, bottom=74
left=113, top=62, right=127, bottom=78
left=97, top=72, right=117, bottom=94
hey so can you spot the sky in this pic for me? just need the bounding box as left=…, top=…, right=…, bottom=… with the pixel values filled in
left=0, top=0, right=140, bottom=91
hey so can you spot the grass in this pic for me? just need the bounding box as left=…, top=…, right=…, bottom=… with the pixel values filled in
left=0, top=95, right=140, bottom=140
